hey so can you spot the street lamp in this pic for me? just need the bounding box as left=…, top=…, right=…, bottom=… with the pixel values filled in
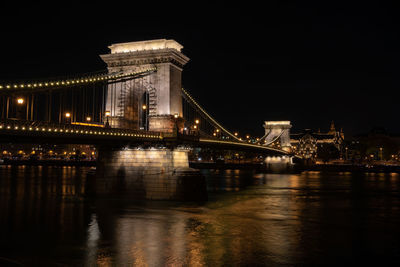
left=173, top=113, right=179, bottom=135
left=65, top=112, right=71, bottom=124
left=141, top=105, right=148, bottom=131
left=195, top=119, right=199, bottom=125
left=16, top=97, right=26, bottom=120
left=86, top=116, right=91, bottom=122
left=105, top=111, right=111, bottom=128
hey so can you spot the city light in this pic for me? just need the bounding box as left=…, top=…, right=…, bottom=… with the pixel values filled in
left=86, top=117, right=91, bottom=122
left=142, top=104, right=147, bottom=110
left=17, top=98, right=24, bottom=104
left=0, top=68, right=157, bottom=91
left=65, top=112, right=71, bottom=118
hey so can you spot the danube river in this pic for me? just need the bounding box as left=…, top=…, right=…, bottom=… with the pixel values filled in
left=1, top=165, right=400, bottom=266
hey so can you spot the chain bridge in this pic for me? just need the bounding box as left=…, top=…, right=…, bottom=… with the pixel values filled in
left=0, top=39, right=295, bottom=200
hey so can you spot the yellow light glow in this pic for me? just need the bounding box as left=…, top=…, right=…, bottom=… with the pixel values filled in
left=17, top=98, right=24, bottom=104
left=109, top=39, right=183, bottom=54
left=264, top=121, right=291, bottom=126
left=65, top=112, right=71, bottom=118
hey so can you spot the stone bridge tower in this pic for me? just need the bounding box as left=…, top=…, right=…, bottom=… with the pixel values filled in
left=263, top=121, right=292, bottom=152
left=100, top=39, right=190, bottom=132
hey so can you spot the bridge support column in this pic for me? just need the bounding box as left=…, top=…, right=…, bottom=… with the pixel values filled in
left=148, top=115, right=185, bottom=133
left=95, top=147, right=207, bottom=201
left=264, top=156, right=294, bottom=173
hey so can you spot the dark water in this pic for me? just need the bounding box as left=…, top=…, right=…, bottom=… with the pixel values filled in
left=1, top=166, right=400, bottom=266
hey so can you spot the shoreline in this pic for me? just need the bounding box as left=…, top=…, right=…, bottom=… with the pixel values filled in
left=0, top=159, right=96, bottom=167
left=1, top=160, right=400, bottom=173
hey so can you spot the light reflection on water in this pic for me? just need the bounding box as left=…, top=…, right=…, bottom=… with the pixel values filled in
left=1, top=165, right=400, bottom=266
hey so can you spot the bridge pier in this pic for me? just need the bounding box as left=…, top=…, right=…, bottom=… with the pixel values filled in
left=264, top=155, right=294, bottom=173
left=95, top=146, right=207, bottom=201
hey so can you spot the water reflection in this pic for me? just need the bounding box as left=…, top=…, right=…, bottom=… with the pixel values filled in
left=1, top=166, right=400, bottom=265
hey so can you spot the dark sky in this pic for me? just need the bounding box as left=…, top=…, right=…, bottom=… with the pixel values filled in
left=1, top=1, right=399, bottom=137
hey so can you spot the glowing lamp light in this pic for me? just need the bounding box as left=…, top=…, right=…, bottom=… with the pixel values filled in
left=105, top=111, right=111, bottom=117
left=142, top=104, right=147, bottom=110
left=86, top=116, right=91, bottom=122
left=65, top=112, right=71, bottom=118
left=195, top=119, right=200, bottom=124
left=17, top=98, right=24, bottom=104
left=174, top=113, right=179, bottom=119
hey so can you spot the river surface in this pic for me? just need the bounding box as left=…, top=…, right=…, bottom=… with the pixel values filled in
left=1, top=165, right=400, bottom=266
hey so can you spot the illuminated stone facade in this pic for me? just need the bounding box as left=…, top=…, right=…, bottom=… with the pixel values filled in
left=100, top=39, right=190, bottom=132
left=263, top=121, right=292, bottom=151
left=96, top=148, right=207, bottom=200
left=290, top=121, right=344, bottom=159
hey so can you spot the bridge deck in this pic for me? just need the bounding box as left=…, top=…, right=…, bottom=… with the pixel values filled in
left=0, top=119, right=161, bottom=144
left=0, top=119, right=291, bottom=155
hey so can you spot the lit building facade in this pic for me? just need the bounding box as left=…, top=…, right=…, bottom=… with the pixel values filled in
left=290, top=121, right=344, bottom=160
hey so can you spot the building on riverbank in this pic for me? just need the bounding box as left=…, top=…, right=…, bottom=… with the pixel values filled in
left=290, top=121, right=344, bottom=162
left=345, top=127, right=400, bottom=162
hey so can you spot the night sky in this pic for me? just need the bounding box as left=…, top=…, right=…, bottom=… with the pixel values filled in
left=1, top=1, right=399, bottom=137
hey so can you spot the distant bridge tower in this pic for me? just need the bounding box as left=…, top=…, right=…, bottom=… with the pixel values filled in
left=100, top=39, right=190, bottom=132
left=263, top=121, right=292, bottom=152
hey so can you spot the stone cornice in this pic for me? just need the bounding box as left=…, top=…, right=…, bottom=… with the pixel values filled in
left=100, top=48, right=190, bottom=68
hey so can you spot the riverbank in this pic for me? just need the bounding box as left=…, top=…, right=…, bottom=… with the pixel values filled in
left=2, top=159, right=400, bottom=173
left=0, top=159, right=96, bottom=166
left=308, top=164, right=400, bottom=173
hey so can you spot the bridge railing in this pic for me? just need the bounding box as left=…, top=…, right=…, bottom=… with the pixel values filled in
left=0, top=119, right=162, bottom=140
